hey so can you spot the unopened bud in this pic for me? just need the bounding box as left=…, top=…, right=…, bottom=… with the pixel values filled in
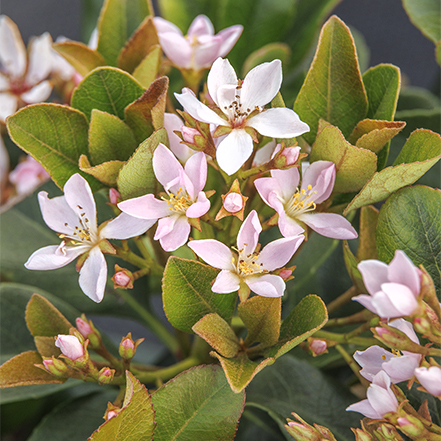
left=55, top=335, right=84, bottom=360
left=119, top=332, right=144, bottom=360
left=105, top=402, right=121, bottom=421
left=43, top=357, right=69, bottom=376
left=98, top=367, right=115, bottom=385
left=75, top=315, right=101, bottom=349
left=112, top=265, right=134, bottom=289
left=308, top=338, right=328, bottom=356
left=373, top=323, right=422, bottom=353
left=109, top=188, right=121, bottom=205
left=76, top=317, right=93, bottom=338
left=274, top=145, right=301, bottom=169
left=285, top=421, right=320, bottom=441
left=352, top=428, right=373, bottom=441
left=223, top=192, right=243, bottom=213
left=215, top=179, right=248, bottom=221
left=397, top=415, right=426, bottom=437
left=181, top=126, right=200, bottom=144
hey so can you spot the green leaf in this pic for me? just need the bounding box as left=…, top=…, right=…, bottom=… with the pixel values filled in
left=342, top=241, right=364, bottom=293
left=151, top=365, right=245, bottom=440
left=89, top=372, right=154, bottom=440
left=344, top=129, right=441, bottom=214
left=294, top=16, right=367, bottom=144
left=155, top=0, right=192, bottom=31
left=246, top=356, right=362, bottom=441
left=53, top=42, right=106, bottom=77
left=125, top=0, right=154, bottom=37
left=6, top=104, right=99, bottom=190
left=132, top=45, right=162, bottom=89
left=0, top=351, right=65, bottom=388
left=117, top=128, right=167, bottom=200
left=192, top=313, right=240, bottom=358
left=79, top=155, right=124, bottom=187
left=357, top=205, right=379, bottom=261
left=310, top=123, right=377, bottom=193
left=363, top=64, right=401, bottom=121
left=242, top=43, right=291, bottom=76
left=97, top=0, right=127, bottom=66
left=238, top=296, right=281, bottom=347
left=402, top=0, right=441, bottom=44
left=162, top=257, right=237, bottom=334
left=376, top=185, right=441, bottom=296
left=89, top=110, right=137, bottom=164
left=71, top=67, right=145, bottom=121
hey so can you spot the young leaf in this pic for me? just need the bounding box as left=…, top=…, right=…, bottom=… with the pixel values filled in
left=242, top=43, right=291, bottom=76
left=342, top=241, right=364, bottom=293
left=79, top=155, right=124, bottom=187
left=6, top=104, right=99, bottom=190
left=71, top=67, right=145, bottom=121
left=294, top=16, right=367, bottom=144
left=162, top=257, right=237, bottom=333
left=132, top=45, right=162, bottom=89
left=376, top=185, right=441, bottom=296
left=402, top=0, right=441, bottom=44
left=151, top=365, right=245, bottom=440
left=393, top=128, right=441, bottom=165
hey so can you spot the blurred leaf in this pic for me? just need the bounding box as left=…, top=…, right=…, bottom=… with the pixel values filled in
left=155, top=0, right=192, bottom=31
left=242, top=43, right=291, bottom=76
left=132, top=45, right=162, bottom=88
left=397, top=86, right=440, bottom=112
left=402, top=0, right=441, bottom=44
left=344, top=129, right=441, bottom=214
left=71, top=67, right=145, bottom=121
left=342, top=241, right=364, bottom=293
left=192, top=313, right=240, bottom=358
left=6, top=104, right=100, bottom=190
left=89, top=110, right=137, bottom=164
left=0, top=351, right=65, bottom=388
left=151, top=365, right=245, bottom=440
left=246, top=356, right=362, bottom=441
left=89, top=372, right=154, bottom=440
left=53, top=42, right=106, bottom=77
left=79, top=155, right=124, bottom=187
left=162, top=257, right=237, bottom=333
left=126, top=0, right=154, bottom=36
left=117, top=128, right=167, bottom=199
left=294, top=16, right=367, bottom=145
left=357, top=205, right=379, bottom=261
left=376, top=185, right=441, bottom=296
left=310, top=123, right=377, bottom=193
left=125, top=76, right=168, bottom=144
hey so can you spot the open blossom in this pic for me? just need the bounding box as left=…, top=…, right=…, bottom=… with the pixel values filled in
left=175, top=58, right=310, bottom=175
left=188, top=210, right=304, bottom=298
left=353, top=250, right=421, bottom=319
left=354, top=319, right=422, bottom=384
left=347, top=370, right=399, bottom=419
left=118, top=143, right=210, bottom=252
left=9, top=155, right=49, bottom=194
left=414, top=366, right=441, bottom=397
left=25, top=174, right=154, bottom=302
left=0, top=15, right=53, bottom=122
left=153, top=15, right=242, bottom=71
left=254, top=161, right=357, bottom=239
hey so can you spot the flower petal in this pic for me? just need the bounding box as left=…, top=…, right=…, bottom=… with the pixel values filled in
left=302, top=161, right=335, bottom=203
left=389, top=318, right=420, bottom=344
left=100, top=212, right=156, bottom=240
left=212, top=270, right=240, bottom=293
left=153, top=17, right=183, bottom=35
left=188, top=239, right=234, bottom=270
left=216, top=129, right=254, bottom=176
left=26, top=32, right=53, bottom=84
left=346, top=399, right=381, bottom=419
left=254, top=176, right=281, bottom=207
left=367, top=382, right=398, bottom=417
left=20, top=80, right=52, bottom=103
left=388, top=250, right=420, bottom=295
left=186, top=191, right=210, bottom=218
left=25, top=244, right=84, bottom=270
left=258, top=235, right=304, bottom=271
left=354, top=346, right=394, bottom=382
left=270, top=168, right=299, bottom=202
left=0, top=92, right=18, bottom=122
left=207, top=58, right=238, bottom=106
left=298, top=212, right=358, bottom=240
left=184, top=151, right=207, bottom=196
left=237, top=210, right=261, bottom=256
left=374, top=283, right=418, bottom=317
left=118, top=193, right=169, bottom=219
left=217, top=25, right=243, bottom=58
left=358, top=259, right=390, bottom=296
left=247, top=107, right=310, bottom=138
left=414, top=366, right=441, bottom=396
left=163, top=113, right=194, bottom=162
left=157, top=32, right=192, bottom=68
left=277, top=208, right=305, bottom=237
left=78, top=247, right=107, bottom=302
left=188, top=15, right=214, bottom=37
left=352, top=294, right=378, bottom=315
left=383, top=353, right=421, bottom=383
left=157, top=215, right=191, bottom=251
left=153, top=143, right=183, bottom=189
left=246, top=274, right=285, bottom=297
left=0, top=16, right=26, bottom=78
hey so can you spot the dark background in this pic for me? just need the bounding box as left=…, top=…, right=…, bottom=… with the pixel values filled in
left=2, top=0, right=439, bottom=90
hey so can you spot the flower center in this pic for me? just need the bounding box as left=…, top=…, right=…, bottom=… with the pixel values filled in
left=222, top=83, right=260, bottom=128
left=284, top=185, right=317, bottom=218
left=163, top=188, right=192, bottom=214
left=58, top=205, right=96, bottom=245
left=232, top=244, right=267, bottom=277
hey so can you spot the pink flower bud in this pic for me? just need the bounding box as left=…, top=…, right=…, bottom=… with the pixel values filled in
left=352, top=428, right=373, bottom=441
left=181, top=126, right=200, bottom=144
left=98, top=367, right=115, bottom=385
left=114, top=271, right=131, bottom=287
left=278, top=269, right=293, bottom=280
left=397, top=415, right=426, bottom=437
left=106, top=410, right=119, bottom=420
left=118, top=333, right=143, bottom=360
left=309, top=339, right=327, bottom=356
left=76, top=317, right=93, bottom=338
left=223, top=192, right=243, bottom=213
left=43, top=358, right=68, bottom=376
left=55, top=335, right=84, bottom=360
left=109, top=188, right=121, bottom=205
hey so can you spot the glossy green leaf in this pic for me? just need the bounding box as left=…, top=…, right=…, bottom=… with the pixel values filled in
left=310, top=123, right=377, bottom=193
left=192, top=313, right=240, bottom=358
left=89, top=372, right=154, bottom=440
left=53, top=42, right=106, bottom=77
left=376, top=185, right=441, bottom=296
left=393, top=129, right=441, bottom=165
left=71, top=67, right=145, bottom=121
left=132, top=45, right=162, bottom=89
left=6, top=104, right=99, bottom=190
left=246, top=356, right=362, bottom=441
left=117, top=128, right=167, bottom=200
left=79, top=155, right=124, bottom=187
left=402, top=0, right=441, bottom=44
left=294, top=16, right=367, bottom=144
left=242, top=43, right=291, bottom=76
left=151, top=365, right=245, bottom=440
left=162, top=257, right=237, bottom=333
left=89, top=110, right=137, bottom=164
left=363, top=64, right=401, bottom=121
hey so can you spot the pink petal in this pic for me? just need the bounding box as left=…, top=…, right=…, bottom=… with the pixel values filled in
left=188, top=15, right=214, bottom=37
left=298, top=212, right=358, bottom=240
left=154, top=215, right=178, bottom=240
left=216, top=129, right=254, bottom=175
left=163, top=113, right=194, bottom=162
left=188, top=239, right=235, bottom=270
left=78, top=247, right=107, bottom=302
left=100, top=212, right=156, bottom=240
left=153, top=17, right=183, bottom=36
left=25, top=244, right=84, bottom=270
left=153, top=143, right=183, bottom=189
left=217, top=25, right=243, bottom=58
left=0, top=16, right=26, bottom=77
left=157, top=215, right=191, bottom=251
left=254, top=176, right=281, bottom=207
left=258, top=235, right=304, bottom=271
left=388, top=250, right=421, bottom=295
left=184, top=151, right=207, bottom=195
left=212, top=270, right=240, bottom=294
left=252, top=139, right=276, bottom=167
left=185, top=191, right=210, bottom=218
left=193, top=38, right=223, bottom=70
left=346, top=399, right=381, bottom=419
left=20, top=80, right=52, bottom=103
left=374, top=283, right=418, bottom=317
left=367, top=383, right=398, bottom=416
left=389, top=318, right=420, bottom=344
left=118, top=194, right=169, bottom=219
left=241, top=60, right=282, bottom=109
left=358, top=259, right=390, bottom=296
left=415, top=366, right=441, bottom=396
left=354, top=345, right=394, bottom=382
left=247, top=107, right=310, bottom=138
left=383, top=353, right=421, bottom=383
left=271, top=168, right=299, bottom=202
left=245, top=274, right=285, bottom=297
left=352, top=294, right=378, bottom=314
left=207, top=58, right=238, bottom=106
left=38, top=191, right=78, bottom=235
left=55, top=335, right=84, bottom=360
left=26, top=32, right=53, bottom=85
left=277, top=208, right=305, bottom=238
left=237, top=210, right=261, bottom=256
left=157, top=32, right=192, bottom=68
left=302, top=161, right=335, bottom=203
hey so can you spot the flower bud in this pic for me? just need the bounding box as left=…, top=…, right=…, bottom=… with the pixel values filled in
left=181, top=126, right=201, bottom=144
left=352, top=428, right=373, bottom=441
left=105, top=402, right=121, bottom=421
left=308, top=338, right=328, bottom=356
left=273, top=145, right=301, bottom=169
left=373, top=323, right=423, bottom=353
left=98, top=367, right=115, bottom=385
left=75, top=315, right=101, bottom=349
left=285, top=421, right=321, bottom=441
left=397, top=415, right=426, bottom=437
left=109, top=188, right=121, bottom=205
left=55, top=335, right=84, bottom=360
left=112, top=265, right=134, bottom=289
left=118, top=333, right=144, bottom=360
left=76, top=317, right=93, bottom=338
left=278, top=269, right=293, bottom=280
left=42, top=357, right=69, bottom=376
left=215, top=179, right=248, bottom=221
left=223, top=192, right=243, bottom=213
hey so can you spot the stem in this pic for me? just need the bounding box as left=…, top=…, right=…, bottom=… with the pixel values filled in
left=327, top=285, right=358, bottom=315
left=116, top=289, right=179, bottom=354
left=314, top=330, right=378, bottom=347
left=114, top=245, right=163, bottom=277
left=335, top=344, right=370, bottom=388
left=201, top=213, right=223, bottom=231
left=325, top=309, right=376, bottom=327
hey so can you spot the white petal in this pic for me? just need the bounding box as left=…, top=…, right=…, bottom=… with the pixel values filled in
left=415, top=366, right=441, bottom=396
left=188, top=239, right=235, bottom=271
left=207, top=58, right=237, bottom=106
left=346, top=399, right=381, bottom=419
left=247, top=107, right=310, bottom=138
left=78, top=247, right=107, bottom=302
left=374, top=283, right=418, bottom=317
left=246, top=274, right=285, bottom=297
left=217, top=25, right=243, bottom=58
left=118, top=193, right=169, bottom=219
left=358, top=259, right=390, bottom=296
left=212, top=270, right=240, bottom=294
left=184, top=151, right=207, bottom=195
left=241, top=60, right=282, bottom=109
left=0, top=16, right=26, bottom=78
left=0, top=92, right=18, bottom=121
left=367, top=383, right=398, bottom=416
left=157, top=32, right=192, bottom=69
left=270, top=168, right=299, bottom=202
left=388, top=250, right=420, bottom=295
left=38, top=191, right=78, bottom=235
left=298, top=212, right=358, bottom=240
left=258, top=235, right=304, bottom=271
left=25, top=244, right=84, bottom=270
left=26, top=32, right=53, bottom=84
left=20, top=80, right=52, bottom=103
left=153, top=143, right=183, bottom=189
left=216, top=129, right=254, bottom=176
left=100, top=212, right=155, bottom=240
left=237, top=210, right=261, bottom=256
left=352, top=294, right=378, bottom=315
left=302, top=161, right=335, bottom=203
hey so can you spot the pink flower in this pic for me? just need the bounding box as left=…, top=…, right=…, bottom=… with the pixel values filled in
left=55, top=335, right=84, bottom=360
left=354, top=319, right=422, bottom=383
left=0, top=15, right=53, bottom=122
left=118, top=144, right=210, bottom=252
left=353, top=250, right=421, bottom=319
left=346, top=371, right=398, bottom=419
left=254, top=161, right=357, bottom=239
left=9, top=155, right=49, bottom=194
left=24, top=174, right=154, bottom=302
left=153, top=15, right=242, bottom=71
left=188, top=210, right=304, bottom=297
left=414, top=366, right=441, bottom=397
left=175, top=58, right=309, bottom=175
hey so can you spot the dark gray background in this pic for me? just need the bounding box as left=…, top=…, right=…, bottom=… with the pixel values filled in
left=1, top=0, right=439, bottom=89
